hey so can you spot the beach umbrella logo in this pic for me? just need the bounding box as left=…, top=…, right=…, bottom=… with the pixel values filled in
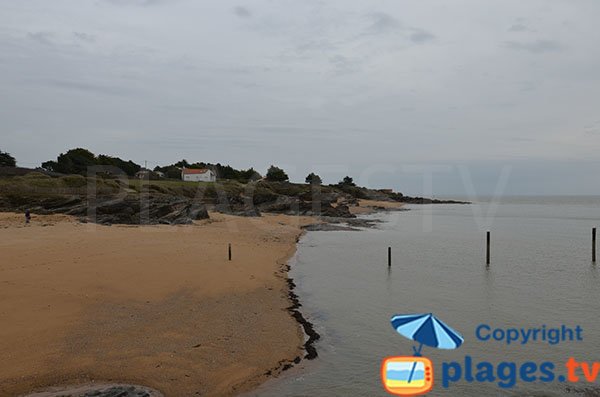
left=381, top=313, right=464, bottom=396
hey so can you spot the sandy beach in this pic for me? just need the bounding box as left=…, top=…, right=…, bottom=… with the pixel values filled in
left=0, top=212, right=315, bottom=396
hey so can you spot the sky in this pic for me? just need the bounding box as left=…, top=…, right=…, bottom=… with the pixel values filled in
left=1, top=0, right=600, bottom=196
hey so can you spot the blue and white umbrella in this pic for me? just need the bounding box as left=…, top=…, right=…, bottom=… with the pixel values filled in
left=390, top=313, right=464, bottom=383
left=391, top=313, right=464, bottom=354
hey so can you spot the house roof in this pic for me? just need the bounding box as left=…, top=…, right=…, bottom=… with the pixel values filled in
left=182, top=168, right=211, bottom=175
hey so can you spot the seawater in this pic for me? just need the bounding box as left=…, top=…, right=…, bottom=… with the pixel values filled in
left=246, top=197, right=600, bottom=396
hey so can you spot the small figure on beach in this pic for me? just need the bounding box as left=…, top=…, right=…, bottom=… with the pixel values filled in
left=25, top=209, right=31, bottom=224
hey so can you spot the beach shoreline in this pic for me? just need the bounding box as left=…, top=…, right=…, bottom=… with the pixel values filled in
left=0, top=199, right=402, bottom=397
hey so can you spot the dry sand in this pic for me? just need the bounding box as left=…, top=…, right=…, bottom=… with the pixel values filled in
left=0, top=212, right=315, bottom=397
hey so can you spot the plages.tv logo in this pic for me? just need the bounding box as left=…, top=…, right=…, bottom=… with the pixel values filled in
left=381, top=313, right=464, bottom=396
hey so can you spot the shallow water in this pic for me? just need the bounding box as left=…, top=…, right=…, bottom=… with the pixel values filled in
left=248, top=197, right=600, bottom=396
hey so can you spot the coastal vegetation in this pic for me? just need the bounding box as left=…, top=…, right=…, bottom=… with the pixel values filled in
left=0, top=149, right=16, bottom=167
left=0, top=147, right=467, bottom=225
left=266, top=165, right=289, bottom=182
left=305, top=172, right=322, bottom=185
left=41, top=148, right=141, bottom=177
left=154, top=159, right=260, bottom=183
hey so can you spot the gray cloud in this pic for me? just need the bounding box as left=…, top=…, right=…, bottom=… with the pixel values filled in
left=329, top=54, right=360, bottom=76
left=366, top=12, right=401, bottom=34
left=409, top=28, right=435, bottom=44
left=27, top=31, right=54, bottom=45
left=160, top=104, right=212, bottom=112
left=34, top=79, right=137, bottom=97
left=584, top=122, right=600, bottom=135
left=295, top=39, right=338, bottom=54
left=233, top=6, right=251, bottom=18
left=2, top=0, right=600, bottom=195
left=102, top=0, right=167, bottom=6
left=504, top=40, right=563, bottom=53
left=518, top=81, right=537, bottom=92
left=101, top=0, right=170, bottom=6
left=73, top=32, right=96, bottom=43
left=508, top=23, right=530, bottom=32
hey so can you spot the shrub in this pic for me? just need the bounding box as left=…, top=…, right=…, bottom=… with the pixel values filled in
left=339, top=176, right=355, bottom=186
left=0, top=150, right=16, bottom=167
left=266, top=165, right=289, bottom=182
left=305, top=172, right=322, bottom=185
left=60, top=175, right=87, bottom=188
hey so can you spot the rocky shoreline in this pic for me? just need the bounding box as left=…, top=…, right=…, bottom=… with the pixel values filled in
left=0, top=171, right=468, bottom=227
left=266, top=202, right=404, bottom=380
left=24, top=384, right=163, bottom=397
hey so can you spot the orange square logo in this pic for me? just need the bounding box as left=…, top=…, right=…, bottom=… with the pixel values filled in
left=381, top=356, right=434, bottom=396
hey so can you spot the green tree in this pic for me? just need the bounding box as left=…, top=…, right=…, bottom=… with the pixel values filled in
left=154, top=160, right=262, bottom=182
left=174, top=159, right=190, bottom=168
left=45, top=148, right=96, bottom=174
left=339, top=176, right=355, bottom=186
left=97, top=155, right=141, bottom=176
left=305, top=172, right=322, bottom=185
left=155, top=165, right=182, bottom=179
left=0, top=150, right=16, bottom=167
left=266, top=165, right=289, bottom=182
left=42, top=148, right=141, bottom=176
left=242, top=167, right=262, bottom=182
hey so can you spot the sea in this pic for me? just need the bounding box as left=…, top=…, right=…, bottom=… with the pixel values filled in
left=245, top=196, right=600, bottom=397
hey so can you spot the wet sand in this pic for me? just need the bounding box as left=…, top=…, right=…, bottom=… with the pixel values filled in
left=0, top=212, right=314, bottom=396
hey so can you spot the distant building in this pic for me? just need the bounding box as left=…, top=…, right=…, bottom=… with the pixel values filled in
left=181, top=167, right=216, bottom=182
left=134, top=169, right=160, bottom=180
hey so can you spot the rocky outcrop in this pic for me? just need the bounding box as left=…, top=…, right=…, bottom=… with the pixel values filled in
left=22, top=384, right=163, bottom=397
left=397, top=196, right=470, bottom=204
left=256, top=195, right=356, bottom=218
left=213, top=201, right=261, bottom=217
left=0, top=194, right=209, bottom=225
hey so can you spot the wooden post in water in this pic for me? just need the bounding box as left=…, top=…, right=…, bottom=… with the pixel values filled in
left=228, top=243, right=232, bottom=261
left=593, top=228, right=597, bottom=263
left=486, top=231, right=491, bottom=266
left=388, top=247, right=392, bottom=268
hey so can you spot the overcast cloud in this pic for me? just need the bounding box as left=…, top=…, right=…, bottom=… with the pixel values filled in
left=1, top=0, right=599, bottom=195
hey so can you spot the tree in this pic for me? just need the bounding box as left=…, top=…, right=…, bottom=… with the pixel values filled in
left=339, top=176, right=355, bottom=186
left=174, top=159, right=190, bottom=169
left=155, top=165, right=183, bottom=179
left=266, top=165, right=289, bottom=182
left=0, top=150, right=16, bottom=167
left=97, top=155, right=141, bottom=177
left=305, top=172, right=322, bottom=185
left=154, top=161, right=261, bottom=182
left=42, top=148, right=141, bottom=176
left=43, top=148, right=96, bottom=174
left=241, top=167, right=262, bottom=182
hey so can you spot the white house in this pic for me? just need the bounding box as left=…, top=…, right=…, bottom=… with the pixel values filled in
left=181, top=167, right=216, bottom=182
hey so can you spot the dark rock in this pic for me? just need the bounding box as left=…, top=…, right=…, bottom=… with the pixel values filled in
left=259, top=195, right=299, bottom=213
left=0, top=193, right=209, bottom=225
left=213, top=202, right=261, bottom=217
left=81, top=386, right=151, bottom=397
left=398, top=196, right=470, bottom=204
left=24, top=383, right=162, bottom=397
left=258, top=195, right=356, bottom=218
left=302, top=223, right=359, bottom=231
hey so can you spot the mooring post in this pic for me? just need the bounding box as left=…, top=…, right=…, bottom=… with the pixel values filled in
left=228, top=243, right=232, bottom=261
left=388, top=247, right=392, bottom=267
left=593, top=228, right=597, bottom=263
left=486, top=231, right=491, bottom=265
